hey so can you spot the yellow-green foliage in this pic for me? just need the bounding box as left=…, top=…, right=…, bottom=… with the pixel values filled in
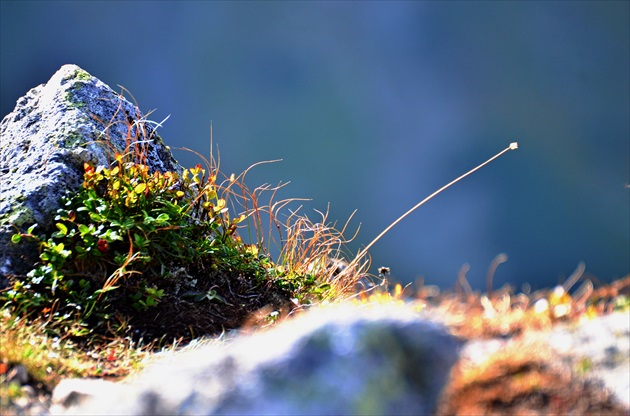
left=2, top=116, right=367, bottom=342
left=4, top=151, right=249, bottom=332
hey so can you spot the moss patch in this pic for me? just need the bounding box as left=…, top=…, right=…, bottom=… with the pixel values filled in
left=73, top=69, right=92, bottom=82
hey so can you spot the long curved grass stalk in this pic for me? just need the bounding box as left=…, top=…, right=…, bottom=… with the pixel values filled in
left=347, top=142, right=519, bottom=270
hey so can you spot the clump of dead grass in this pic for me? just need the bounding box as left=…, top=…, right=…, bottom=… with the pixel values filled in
left=436, top=335, right=628, bottom=415
left=0, top=309, right=151, bottom=414
left=413, top=262, right=630, bottom=339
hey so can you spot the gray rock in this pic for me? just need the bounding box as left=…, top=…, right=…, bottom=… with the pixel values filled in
left=0, top=64, right=180, bottom=281
left=50, top=304, right=462, bottom=415
left=458, top=310, right=630, bottom=411
left=543, top=311, right=630, bottom=408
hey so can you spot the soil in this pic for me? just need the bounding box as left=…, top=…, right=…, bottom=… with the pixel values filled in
left=92, top=257, right=296, bottom=344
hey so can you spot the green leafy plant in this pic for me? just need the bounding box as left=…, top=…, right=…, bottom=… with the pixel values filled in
left=5, top=148, right=248, bottom=333
left=2, top=104, right=372, bottom=343
left=3, top=78, right=520, bottom=348
left=131, top=284, right=165, bottom=311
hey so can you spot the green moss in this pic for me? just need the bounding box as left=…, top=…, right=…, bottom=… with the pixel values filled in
left=62, top=131, right=85, bottom=148
left=64, top=91, right=85, bottom=109
left=0, top=194, right=30, bottom=227
left=73, top=69, right=92, bottom=82
left=0, top=205, right=34, bottom=229
left=62, top=69, right=93, bottom=109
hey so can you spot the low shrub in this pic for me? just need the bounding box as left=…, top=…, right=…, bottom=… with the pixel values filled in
left=2, top=109, right=367, bottom=344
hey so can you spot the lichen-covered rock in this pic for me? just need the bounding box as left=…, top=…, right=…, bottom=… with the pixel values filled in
left=50, top=304, right=462, bottom=415
left=0, top=64, right=181, bottom=282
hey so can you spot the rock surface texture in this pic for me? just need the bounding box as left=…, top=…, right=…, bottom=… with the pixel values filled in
left=446, top=310, right=630, bottom=414
left=0, top=64, right=180, bottom=281
left=50, top=304, right=462, bottom=415
left=543, top=311, right=630, bottom=408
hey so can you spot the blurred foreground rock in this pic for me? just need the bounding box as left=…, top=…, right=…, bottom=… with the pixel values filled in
left=0, top=64, right=180, bottom=282
left=544, top=311, right=630, bottom=408
left=50, top=304, right=461, bottom=415
left=441, top=310, right=630, bottom=414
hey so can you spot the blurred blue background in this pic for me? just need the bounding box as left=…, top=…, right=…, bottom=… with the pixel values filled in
left=1, top=1, right=628, bottom=291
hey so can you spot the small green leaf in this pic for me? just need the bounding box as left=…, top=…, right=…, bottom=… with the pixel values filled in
left=156, top=213, right=170, bottom=224
left=107, top=230, right=123, bottom=241
left=94, top=286, right=119, bottom=295
left=134, top=183, right=147, bottom=194
left=122, top=218, right=135, bottom=230
left=56, top=223, right=68, bottom=235
left=11, top=234, right=21, bottom=244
